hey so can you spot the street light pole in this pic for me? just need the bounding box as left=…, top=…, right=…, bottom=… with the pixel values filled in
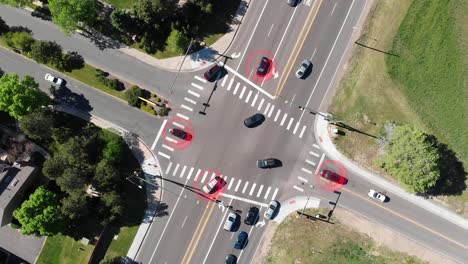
left=298, top=106, right=344, bottom=124
left=299, top=185, right=315, bottom=218
left=168, top=38, right=195, bottom=96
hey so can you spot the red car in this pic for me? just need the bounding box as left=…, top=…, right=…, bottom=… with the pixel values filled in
left=320, top=170, right=348, bottom=185
left=204, top=65, right=223, bottom=82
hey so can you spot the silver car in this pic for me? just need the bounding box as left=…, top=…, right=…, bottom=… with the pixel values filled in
left=264, top=200, right=279, bottom=219
left=224, top=212, right=238, bottom=231
left=295, top=59, right=312, bottom=79
left=45, top=73, right=64, bottom=86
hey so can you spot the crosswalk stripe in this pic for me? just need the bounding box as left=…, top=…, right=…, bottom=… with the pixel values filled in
left=271, top=188, right=279, bottom=200
left=257, top=98, right=265, bottom=111
left=268, top=105, right=275, bottom=117
left=293, top=185, right=304, bottom=192
left=286, top=118, right=294, bottom=130
left=176, top=113, right=189, bottom=120
left=201, top=171, right=209, bottom=183
left=227, top=78, right=235, bottom=91
left=165, top=137, right=178, bottom=144
left=227, top=177, right=235, bottom=190
left=194, top=169, right=202, bottom=181
left=187, top=167, right=195, bottom=180
left=249, top=183, right=257, bottom=196
left=245, top=90, right=252, bottom=103
left=264, top=103, right=271, bottom=115
left=194, top=75, right=207, bottom=83
left=251, top=93, right=259, bottom=107
left=298, top=176, right=308, bottom=183
left=172, top=122, right=185, bottom=129
left=264, top=186, right=271, bottom=200
left=165, top=162, right=173, bottom=175
left=172, top=164, right=180, bottom=176
left=274, top=109, right=281, bottom=122
left=293, top=122, right=300, bottom=134
left=158, top=151, right=171, bottom=159
left=301, top=168, right=313, bottom=174
left=161, top=144, right=174, bottom=151
left=256, top=185, right=264, bottom=197
left=180, top=166, right=187, bottom=178
left=233, top=83, right=240, bottom=95
left=239, top=86, right=246, bottom=99
left=191, top=82, right=204, bottom=90
left=280, top=113, right=288, bottom=126
left=188, top=89, right=200, bottom=97
left=309, top=151, right=320, bottom=157
left=221, top=75, right=228, bottom=86
left=242, top=181, right=250, bottom=193
left=184, top=97, right=197, bottom=105
left=210, top=172, right=216, bottom=180
left=235, top=179, right=242, bottom=192
left=181, top=104, right=193, bottom=111
left=313, top=143, right=320, bottom=149
left=299, top=125, right=307, bottom=138
left=305, top=159, right=316, bottom=166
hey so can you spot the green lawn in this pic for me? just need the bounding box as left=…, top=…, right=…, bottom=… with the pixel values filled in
left=103, top=0, right=135, bottom=9
left=37, top=234, right=94, bottom=264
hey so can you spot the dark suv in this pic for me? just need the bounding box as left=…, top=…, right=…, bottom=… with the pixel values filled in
left=244, top=207, right=259, bottom=225
left=244, top=113, right=265, bottom=128
left=204, top=65, right=223, bottom=82
left=256, top=57, right=270, bottom=76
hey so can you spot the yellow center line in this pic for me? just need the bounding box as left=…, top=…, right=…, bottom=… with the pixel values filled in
left=275, top=0, right=324, bottom=96
left=342, top=187, right=468, bottom=250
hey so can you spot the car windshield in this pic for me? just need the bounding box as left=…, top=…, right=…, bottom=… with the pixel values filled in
left=269, top=204, right=275, bottom=209
left=302, top=63, right=308, bottom=67
left=53, top=77, right=58, bottom=82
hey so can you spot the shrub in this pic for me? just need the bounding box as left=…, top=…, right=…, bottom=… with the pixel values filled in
left=30, top=40, right=62, bottom=65
left=107, top=79, right=125, bottom=91
left=165, top=27, right=190, bottom=54
left=60, top=51, right=84, bottom=71
left=140, top=102, right=156, bottom=115
left=3, top=31, right=35, bottom=52
left=95, top=68, right=109, bottom=78
left=158, top=106, right=170, bottom=116
left=10, top=222, right=20, bottom=229
left=125, top=85, right=142, bottom=107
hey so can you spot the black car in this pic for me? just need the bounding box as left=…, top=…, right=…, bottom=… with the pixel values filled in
left=256, top=57, right=270, bottom=76
left=204, top=65, right=223, bottom=82
left=234, top=231, right=248, bottom=249
left=169, top=128, right=192, bottom=140
left=257, top=158, right=282, bottom=169
left=244, top=113, right=265, bottom=128
left=226, top=254, right=238, bottom=264
left=287, top=0, right=299, bottom=7
left=244, top=207, right=259, bottom=225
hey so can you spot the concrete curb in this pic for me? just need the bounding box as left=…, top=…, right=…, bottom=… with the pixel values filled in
left=273, top=196, right=321, bottom=224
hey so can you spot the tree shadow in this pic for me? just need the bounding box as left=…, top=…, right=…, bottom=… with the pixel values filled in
left=50, top=86, right=93, bottom=112
left=79, top=27, right=123, bottom=51
left=333, top=122, right=380, bottom=139
left=189, top=46, right=219, bottom=63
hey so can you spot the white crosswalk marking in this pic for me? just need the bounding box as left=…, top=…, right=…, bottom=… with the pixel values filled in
left=221, top=75, right=228, bottom=86
left=181, top=104, right=193, bottom=111
left=172, top=122, right=185, bottom=129
left=210, top=172, right=216, bottom=180
left=176, top=113, right=189, bottom=120
left=264, top=103, right=271, bottom=115
left=188, top=90, right=200, bottom=97
left=251, top=93, right=259, bottom=107
left=158, top=152, right=170, bottom=159
left=268, top=105, right=275, bottom=117
left=172, top=164, right=180, bottom=176
left=293, top=122, right=300, bottom=134
left=165, top=137, right=178, bottom=144
left=298, top=176, right=308, bottom=183
left=271, top=188, right=279, bottom=200
left=309, top=151, right=320, bottom=157
left=264, top=186, right=271, bottom=200
left=313, top=144, right=320, bottom=149
left=165, top=162, right=173, bottom=175
left=286, top=118, right=294, bottom=130
left=187, top=167, right=195, bottom=180
left=201, top=171, right=209, bottom=183
left=242, top=181, right=249, bottom=193
left=194, top=169, right=202, bottom=181
left=257, top=98, right=265, bottom=111
left=245, top=90, right=252, bottom=103
left=274, top=109, right=281, bottom=122
left=227, top=177, right=235, bottom=190
left=180, top=166, right=187, bottom=178
left=256, top=185, right=264, bottom=197
left=162, top=144, right=174, bottom=152
left=299, top=125, right=307, bottom=138
left=249, top=183, right=257, bottom=196
left=233, top=83, right=240, bottom=95
left=227, top=78, right=234, bottom=91
left=305, top=159, right=316, bottom=166
left=194, top=75, right=207, bottom=83
left=191, top=83, right=204, bottom=90
left=301, top=168, right=313, bottom=174
left=184, top=97, right=197, bottom=105
left=235, top=179, right=242, bottom=192
left=239, top=86, right=246, bottom=99
left=293, top=185, right=304, bottom=192
left=280, top=113, right=288, bottom=126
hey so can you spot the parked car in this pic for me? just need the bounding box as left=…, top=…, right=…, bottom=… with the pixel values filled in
left=319, top=169, right=348, bottom=185
left=295, top=59, right=312, bottom=79
left=257, top=158, right=281, bottom=169
left=226, top=254, right=238, bottom=264
left=45, top=73, right=64, bottom=86
left=202, top=176, right=224, bottom=194
left=234, top=231, right=248, bottom=249
left=224, top=212, right=238, bottom=231
left=287, top=0, right=299, bottom=6
left=264, top=200, right=279, bottom=220
left=244, top=206, right=259, bottom=225
left=256, top=57, right=271, bottom=76
left=169, top=128, right=191, bottom=140
left=244, top=113, right=265, bottom=128
left=204, top=65, right=223, bottom=82
left=368, top=189, right=387, bottom=202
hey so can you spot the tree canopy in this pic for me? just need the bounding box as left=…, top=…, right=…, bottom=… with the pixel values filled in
left=48, top=0, right=97, bottom=34
left=19, top=108, right=55, bottom=142
left=378, top=125, right=441, bottom=193
left=0, top=0, right=31, bottom=7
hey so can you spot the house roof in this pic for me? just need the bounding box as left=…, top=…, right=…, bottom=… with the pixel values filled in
left=0, top=165, right=37, bottom=209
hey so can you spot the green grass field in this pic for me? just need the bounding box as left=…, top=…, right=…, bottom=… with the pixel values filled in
left=37, top=234, right=94, bottom=264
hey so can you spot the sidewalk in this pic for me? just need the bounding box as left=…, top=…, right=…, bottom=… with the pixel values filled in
left=273, top=196, right=321, bottom=224
left=313, top=114, right=468, bottom=230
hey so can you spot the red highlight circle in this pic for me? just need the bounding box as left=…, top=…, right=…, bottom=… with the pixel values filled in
left=162, top=118, right=194, bottom=150
left=245, top=50, right=278, bottom=83
left=315, top=160, right=349, bottom=192
left=193, top=169, right=226, bottom=203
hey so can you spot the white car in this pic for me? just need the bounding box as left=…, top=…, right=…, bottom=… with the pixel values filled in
left=295, top=59, right=312, bottom=79
left=264, top=200, right=279, bottom=219
left=368, top=189, right=386, bottom=202
left=202, top=176, right=224, bottom=194
left=224, top=212, right=238, bottom=231
left=45, top=73, right=64, bottom=86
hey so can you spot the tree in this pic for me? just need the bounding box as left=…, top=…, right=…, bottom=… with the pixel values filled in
left=110, top=9, right=134, bottom=33
left=30, top=40, right=63, bottom=65
left=0, top=16, right=9, bottom=34
left=56, top=167, right=87, bottom=192
left=61, top=192, right=88, bottom=220
left=100, top=256, right=124, bottom=264
left=20, top=108, right=55, bottom=142
left=101, top=191, right=124, bottom=224
left=0, top=73, right=50, bottom=119
left=13, top=186, right=64, bottom=236
left=3, top=31, right=35, bottom=52
left=0, top=0, right=31, bottom=7
left=93, top=160, right=120, bottom=192
left=43, top=156, right=66, bottom=179
left=101, top=131, right=125, bottom=163
left=378, top=125, right=440, bottom=193
left=125, top=85, right=142, bottom=107
left=165, top=27, right=190, bottom=54
left=48, top=0, right=97, bottom=34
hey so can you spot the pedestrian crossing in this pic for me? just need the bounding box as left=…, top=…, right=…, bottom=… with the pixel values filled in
left=162, top=161, right=279, bottom=203
left=293, top=143, right=323, bottom=192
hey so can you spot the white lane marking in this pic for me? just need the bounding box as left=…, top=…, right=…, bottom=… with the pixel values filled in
left=298, top=176, right=308, bottom=183
left=251, top=93, right=259, bottom=107
left=242, top=181, right=250, bottom=194
left=158, top=152, right=170, bottom=159
left=267, top=24, right=274, bottom=37
left=304, top=0, right=312, bottom=6
left=221, top=63, right=275, bottom=99
left=286, top=118, right=294, bottom=130
left=228, top=177, right=235, bottom=190
left=313, top=143, right=320, bottom=149
left=264, top=187, right=271, bottom=200
left=191, top=82, right=204, bottom=90
left=162, top=144, right=174, bottom=152
left=188, top=89, right=200, bottom=97
left=274, top=109, right=281, bottom=122
left=299, top=125, right=307, bottom=138
left=330, top=2, right=337, bottom=15
left=315, top=154, right=326, bottom=175
left=268, top=105, right=275, bottom=117
left=280, top=113, right=288, bottom=126
left=221, top=74, right=228, bottom=86
left=249, top=183, right=257, bottom=196
left=194, top=75, right=207, bottom=83
left=256, top=185, right=264, bottom=198
left=172, top=122, right=185, bottom=128
left=181, top=104, right=193, bottom=111
left=172, top=164, right=180, bottom=176
left=176, top=113, right=189, bottom=120
left=292, top=122, right=300, bottom=134
left=301, top=168, right=312, bottom=174
left=165, top=162, right=173, bottom=175
left=245, top=90, right=253, bottom=103
left=201, top=171, right=209, bottom=183
left=210, top=172, right=216, bottom=180
left=181, top=215, right=189, bottom=228
left=184, top=97, right=197, bottom=105
left=233, top=83, right=240, bottom=95
left=239, top=86, right=247, bottom=99
left=257, top=98, right=265, bottom=111
left=220, top=193, right=269, bottom=207
left=227, top=78, right=235, bottom=91
left=309, top=151, right=320, bottom=157
left=235, top=179, right=242, bottom=192
left=165, top=137, right=178, bottom=144
left=264, top=103, right=271, bottom=115
left=194, top=169, right=202, bottom=181
left=271, top=0, right=298, bottom=61
left=305, top=159, right=316, bottom=166
left=151, top=119, right=167, bottom=150
left=271, top=188, right=279, bottom=200
left=310, top=48, right=317, bottom=61
left=187, top=167, right=195, bottom=180
left=180, top=165, right=187, bottom=178
left=293, top=185, right=304, bottom=192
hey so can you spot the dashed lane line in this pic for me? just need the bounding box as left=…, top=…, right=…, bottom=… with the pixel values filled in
left=191, top=82, right=204, bottom=90
left=184, top=97, right=197, bottom=105
left=158, top=151, right=170, bottom=160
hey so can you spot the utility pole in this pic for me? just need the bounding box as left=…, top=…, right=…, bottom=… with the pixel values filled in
left=168, top=38, right=195, bottom=96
